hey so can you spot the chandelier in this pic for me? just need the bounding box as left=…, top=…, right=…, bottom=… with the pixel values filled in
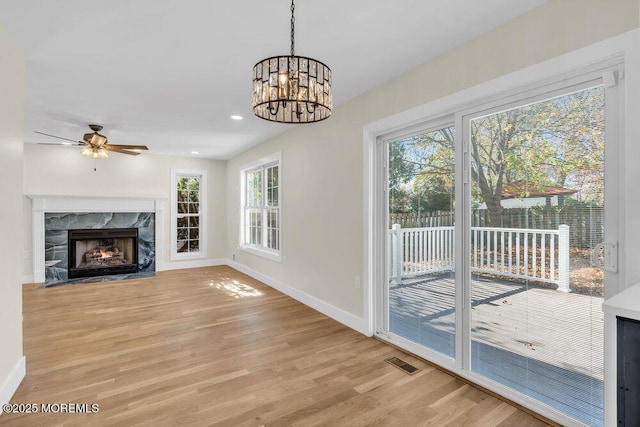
left=252, top=0, right=332, bottom=124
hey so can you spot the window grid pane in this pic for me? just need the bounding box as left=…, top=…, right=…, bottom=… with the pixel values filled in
left=265, top=207, right=280, bottom=250
left=266, top=165, right=279, bottom=207
left=246, top=170, right=262, bottom=208
left=245, top=208, right=262, bottom=246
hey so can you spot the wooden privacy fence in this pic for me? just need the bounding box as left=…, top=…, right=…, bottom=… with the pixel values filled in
left=389, top=224, right=570, bottom=292
left=389, top=211, right=454, bottom=228
left=390, top=205, right=602, bottom=248
left=471, top=206, right=602, bottom=249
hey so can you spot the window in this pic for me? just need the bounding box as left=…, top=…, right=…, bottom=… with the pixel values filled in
left=241, top=153, right=281, bottom=260
left=171, top=169, right=207, bottom=259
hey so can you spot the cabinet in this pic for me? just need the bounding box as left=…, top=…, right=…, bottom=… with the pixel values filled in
left=617, top=316, right=640, bottom=425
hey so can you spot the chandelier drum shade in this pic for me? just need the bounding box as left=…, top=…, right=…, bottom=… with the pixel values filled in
left=252, top=0, right=332, bottom=124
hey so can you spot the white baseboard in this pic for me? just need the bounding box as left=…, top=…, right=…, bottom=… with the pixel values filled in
left=150, top=258, right=226, bottom=272
left=226, top=260, right=371, bottom=336
left=0, top=356, right=26, bottom=411
left=22, top=275, right=34, bottom=285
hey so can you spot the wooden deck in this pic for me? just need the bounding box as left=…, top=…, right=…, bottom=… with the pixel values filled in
left=2, top=267, right=552, bottom=426
left=389, top=273, right=604, bottom=426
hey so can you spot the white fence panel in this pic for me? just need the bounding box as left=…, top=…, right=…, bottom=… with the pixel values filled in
left=389, top=224, right=570, bottom=291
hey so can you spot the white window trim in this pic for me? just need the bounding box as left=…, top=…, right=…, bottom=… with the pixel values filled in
left=240, top=151, right=282, bottom=262
left=364, top=31, right=638, bottom=427
left=171, top=168, right=207, bottom=261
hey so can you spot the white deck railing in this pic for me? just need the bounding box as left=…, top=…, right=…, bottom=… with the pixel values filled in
left=389, top=224, right=570, bottom=292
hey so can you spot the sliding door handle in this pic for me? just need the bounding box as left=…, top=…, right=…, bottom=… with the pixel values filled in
left=591, top=242, right=618, bottom=273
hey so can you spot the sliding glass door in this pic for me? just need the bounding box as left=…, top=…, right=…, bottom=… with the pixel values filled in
left=386, top=124, right=456, bottom=359
left=379, top=65, right=620, bottom=426
left=466, top=84, right=606, bottom=426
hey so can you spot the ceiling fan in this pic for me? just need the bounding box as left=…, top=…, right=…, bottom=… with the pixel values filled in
left=36, top=124, right=149, bottom=158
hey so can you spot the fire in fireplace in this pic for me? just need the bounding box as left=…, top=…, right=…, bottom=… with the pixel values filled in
left=68, top=228, right=138, bottom=279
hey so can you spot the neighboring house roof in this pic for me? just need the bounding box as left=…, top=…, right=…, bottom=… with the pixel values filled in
left=501, top=181, right=578, bottom=199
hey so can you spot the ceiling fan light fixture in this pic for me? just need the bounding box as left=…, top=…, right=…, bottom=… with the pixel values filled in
left=81, top=146, right=109, bottom=159
left=252, top=0, right=332, bottom=124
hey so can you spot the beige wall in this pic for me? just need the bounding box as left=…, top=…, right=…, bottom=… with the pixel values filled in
left=22, top=145, right=227, bottom=277
left=226, top=0, right=640, bottom=318
left=0, top=22, right=24, bottom=402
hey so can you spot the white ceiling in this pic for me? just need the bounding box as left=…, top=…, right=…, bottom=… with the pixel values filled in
left=0, top=0, right=546, bottom=159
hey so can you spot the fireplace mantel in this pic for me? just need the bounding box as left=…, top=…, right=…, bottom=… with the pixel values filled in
left=28, top=195, right=165, bottom=284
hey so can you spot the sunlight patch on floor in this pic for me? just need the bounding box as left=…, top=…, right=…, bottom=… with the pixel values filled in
left=210, top=279, right=263, bottom=298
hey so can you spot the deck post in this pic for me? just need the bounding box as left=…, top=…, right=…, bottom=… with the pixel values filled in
left=557, top=224, right=570, bottom=293
left=392, top=224, right=403, bottom=284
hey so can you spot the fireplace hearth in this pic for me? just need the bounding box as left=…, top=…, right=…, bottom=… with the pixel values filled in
left=68, top=228, right=138, bottom=279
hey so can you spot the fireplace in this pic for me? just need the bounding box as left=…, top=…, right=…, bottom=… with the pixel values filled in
left=68, top=228, right=138, bottom=279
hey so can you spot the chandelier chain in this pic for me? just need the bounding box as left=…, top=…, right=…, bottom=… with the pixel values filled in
left=290, top=0, right=295, bottom=56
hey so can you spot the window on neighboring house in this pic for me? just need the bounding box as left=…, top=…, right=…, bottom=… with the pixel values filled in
left=171, top=169, right=207, bottom=259
left=241, top=153, right=280, bottom=260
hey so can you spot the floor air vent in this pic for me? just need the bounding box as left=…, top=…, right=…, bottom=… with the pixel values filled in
left=385, top=356, right=420, bottom=375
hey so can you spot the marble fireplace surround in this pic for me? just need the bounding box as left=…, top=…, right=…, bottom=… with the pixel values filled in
left=29, top=195, right=165, bottom=284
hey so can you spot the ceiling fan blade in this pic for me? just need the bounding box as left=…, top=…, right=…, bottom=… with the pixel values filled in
left=105, top=144, right=149, bottom=150
left=35, top=131, right=80, bottom=143
left=37, top=142, right=83, bottom=146
left=104, top=146, right=141, bottom=156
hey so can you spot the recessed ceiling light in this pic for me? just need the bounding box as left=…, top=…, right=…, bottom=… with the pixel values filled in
left=231, top=115, right=243, bottom=120
left=191, top=151, right=199, bottom=155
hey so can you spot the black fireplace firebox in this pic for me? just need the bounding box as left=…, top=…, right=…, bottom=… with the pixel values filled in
left=68, top=228, right=138, bottom=279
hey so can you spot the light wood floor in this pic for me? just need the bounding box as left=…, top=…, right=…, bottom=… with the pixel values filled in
left=4, top=266, right=553, bottom=426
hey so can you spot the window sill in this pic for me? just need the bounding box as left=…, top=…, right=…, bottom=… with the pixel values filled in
left=240, top=246, right=282, bottom=263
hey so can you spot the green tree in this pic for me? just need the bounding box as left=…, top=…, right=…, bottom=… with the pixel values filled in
left=388, top=141, right=417, bottom=213
left=386, top=86, right=604, bottom=226
left=470, top=87, right=604, bottom=225
left=411, top=127, right=455, bottom=212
